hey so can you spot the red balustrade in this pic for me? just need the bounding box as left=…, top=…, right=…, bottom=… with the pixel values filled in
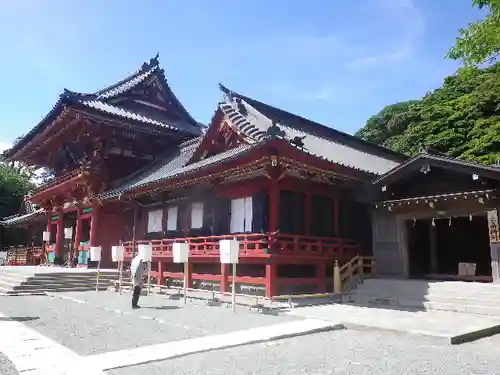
left=122, top=232, right=360, bottom=259
left=273, top=234, right=360, bottom=258
left=123, top=233, right=269, bottom=259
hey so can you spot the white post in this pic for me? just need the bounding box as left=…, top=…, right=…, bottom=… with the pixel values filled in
left=183, top=261, right=188, bottom=305
left=147, top=261, right=152, bottom=296
left=96, top=260, right=101, bottom=292
left=231, top=263, right=237, bottom=313
left=90, top=246, right=102, bottom=292
left=119, top=260, right=123, bottom=294
left=219, top=239, right=240, bottom=313
left=173, top=242, right=190, bottom=305
left=112, top=245, right=125, bottom=294
left=138, top=243, right=153, bottom=296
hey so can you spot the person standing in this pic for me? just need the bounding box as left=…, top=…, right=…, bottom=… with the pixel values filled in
left=130, top=254, right=147, bottom=309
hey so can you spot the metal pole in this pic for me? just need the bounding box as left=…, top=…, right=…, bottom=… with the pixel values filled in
left=118, top=261, right=123, bottom=294
left=96, top=260, right=101, bottom=292
left=147, top=261, right=152, bottom=296
left=131, top=204, right=138, bottom=257
left=232, top=263, right=236, bottom=313
left=183, top=261, right=188, bottom=304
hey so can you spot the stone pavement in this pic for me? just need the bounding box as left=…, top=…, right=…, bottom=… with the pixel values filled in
left=109, top=328, right=500, bottom=375
left=2, top=291, right=500, bottom=374
left=0, top=291, right=340, bottom=373
left=287, top=303, right=500, bottom=344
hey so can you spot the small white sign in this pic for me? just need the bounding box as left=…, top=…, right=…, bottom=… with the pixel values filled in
left=42, top=231, right=51, bottom=242
left=64, top=227, right=73, bottom=239
left=219, top=239, right=240, bottom=264
left=138, top=244, right=153, bottom=262
left=112, top=245, right=125, bottom=262
left=173, top=242, right=190, bottom=263
left=90, top=246, right=102, bottom=262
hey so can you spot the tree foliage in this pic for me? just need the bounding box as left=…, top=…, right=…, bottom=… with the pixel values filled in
left=447, top=0, right=500, bottom=66
left=355, top=63, right=500, bottom=164
left=0, top=163, right=34, bottom=219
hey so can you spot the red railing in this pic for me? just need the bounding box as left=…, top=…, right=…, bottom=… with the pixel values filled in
left=122, top=232, right=360, bottom=259
left=272, top=234, right=359, bottom=258
left=123, top=233, right=269, bottom=258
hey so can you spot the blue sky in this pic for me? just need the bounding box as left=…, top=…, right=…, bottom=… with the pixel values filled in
left=0, top=0, right=484, bottom=150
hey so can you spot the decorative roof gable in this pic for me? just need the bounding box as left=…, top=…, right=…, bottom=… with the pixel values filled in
left=4, top=55, right=202, bottom=159
left=373, top=149, right=500, bottom=186
left=217, top=84, right=405, bottom=175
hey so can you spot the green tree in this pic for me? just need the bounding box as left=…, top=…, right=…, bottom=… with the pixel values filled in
left=356, top=63, right=500, bottom=164
left=0, top=163, right=34, bottom=219
left=447, top=0, right=500, bottom=66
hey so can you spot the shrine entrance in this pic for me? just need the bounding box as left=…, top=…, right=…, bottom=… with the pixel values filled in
left=406, top=213, right=492, bottom=282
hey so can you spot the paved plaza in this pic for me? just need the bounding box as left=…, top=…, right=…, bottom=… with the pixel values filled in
left=1, top=291, right=500, bottom=374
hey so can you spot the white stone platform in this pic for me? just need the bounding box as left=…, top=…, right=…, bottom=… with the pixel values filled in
left=87, top=318, right=343, bottom=370
left=0, top=266, right=118, bottom=274
left=287, top=304, right=500, bottom=344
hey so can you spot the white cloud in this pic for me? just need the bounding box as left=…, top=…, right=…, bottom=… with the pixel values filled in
left=346, top=0, right=425, bottom=71
left=0, top=141, right=11, bottom=153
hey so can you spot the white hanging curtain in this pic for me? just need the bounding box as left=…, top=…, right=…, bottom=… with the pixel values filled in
left=166, top=206, right=178, bottom=231
left=191, top=202, right=204, bottom=229
left=147, top=209, right=163, bottom=233
left=244, top=196, right=253, bottom=232
left=230, top=198, right=245, bottom=233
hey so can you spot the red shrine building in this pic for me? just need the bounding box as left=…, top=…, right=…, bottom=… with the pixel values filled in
left=3, top=55, right=500, bottom=296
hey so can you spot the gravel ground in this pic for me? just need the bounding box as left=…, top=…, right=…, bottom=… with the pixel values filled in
left=0, top=293, right=298, bottom=356
left=108, top=329, right=500, bottom=375
left=0, top=352, right=18, bottom=375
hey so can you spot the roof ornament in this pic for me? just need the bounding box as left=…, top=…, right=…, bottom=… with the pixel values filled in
left=290, top=135, right=306, bottom=148
left=265, top=120, right=286, bottom=140
left=235, top=98, right=247, bottom=115
left=150, top=53, right=160, bottom=66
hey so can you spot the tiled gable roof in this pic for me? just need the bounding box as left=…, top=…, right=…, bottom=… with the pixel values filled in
left=0, top=209, right=44, bottom=227
left=5, top=55, right=202, bottom=158
left=218, top=86, right=403, bottom=175
left=100, top=139, right=255, bottom=199
left=373, top=149, right=500, bottom=185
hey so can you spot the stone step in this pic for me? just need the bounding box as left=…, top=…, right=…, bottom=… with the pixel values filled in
left=0, top=277, right=117, bottom=290
left=0, top=285, right=108, bottom=295
left=350, top=294, right=500, bottom=316
left=352, top=289, right=500, bottom=304
left=361, top=278, right=500, bottom=293
left=287, top=303, right=500, bottom=344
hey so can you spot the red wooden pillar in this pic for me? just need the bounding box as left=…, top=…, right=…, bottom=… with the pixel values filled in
left=269, top=180, right=280, bottom=232
left=317, top=262, right=326, bottom=293
left=89, top=203, right=100, bottom=247
left=220, top=263, right=229, bottom=293
left=158, top=261, right=165, bottom=285
left=305, top=191, right=311, bottom=235
left=73, top=208, right=83, bottom=267
left=55, top=209, right=64, bottom=258
left=46, top=214, right=52, bottom=236
left=265, top=262, right=277, bottom=297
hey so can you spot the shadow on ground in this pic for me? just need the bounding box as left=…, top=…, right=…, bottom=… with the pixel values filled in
left=143, top=306, right=180, bottom=310
left=0, top=316, right=39, bottom=322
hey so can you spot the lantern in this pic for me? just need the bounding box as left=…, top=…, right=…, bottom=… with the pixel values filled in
left=90, top=246, right=102, bottom=262
left=138, top=243, right=153, bottom=262
left=219, top=239, right=240, bottom=264
left=111, top=245, right=125, bottom=262
left=42, top=231, right=51, bottom=242
left=64, top=227, right=73, bottom=240
left=173, top=242, right=190, bottom=263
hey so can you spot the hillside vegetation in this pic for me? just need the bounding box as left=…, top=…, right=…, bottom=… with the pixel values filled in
left=355, top=63, right=500, bottom=164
